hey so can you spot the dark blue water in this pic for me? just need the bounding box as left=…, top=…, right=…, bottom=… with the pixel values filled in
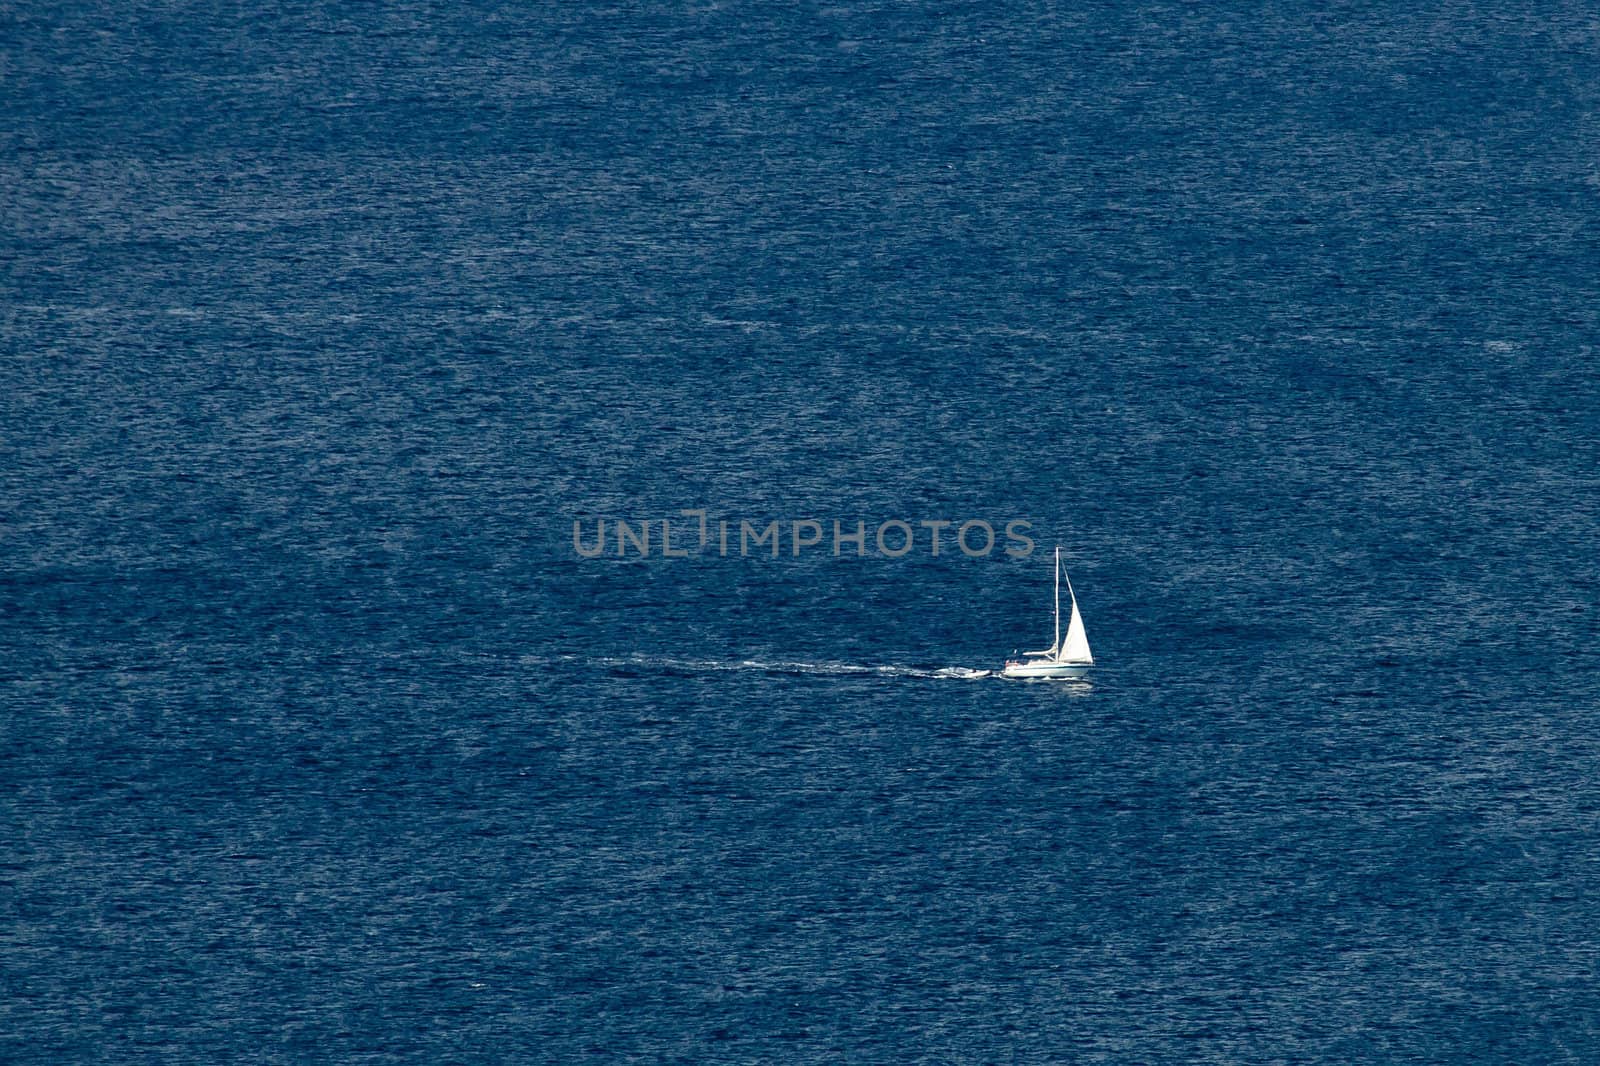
left=6, top=3, right=1600, bottom=1061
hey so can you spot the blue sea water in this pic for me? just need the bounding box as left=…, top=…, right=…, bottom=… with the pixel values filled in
left=5, top=2, right=1600, bottom=1061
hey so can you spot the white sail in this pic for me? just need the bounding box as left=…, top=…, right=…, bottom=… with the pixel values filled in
left=1060, top=595, right=1093, bottom=664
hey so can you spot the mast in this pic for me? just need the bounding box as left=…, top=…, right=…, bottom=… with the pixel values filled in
left=1053, top=545, right=1061, bottom=661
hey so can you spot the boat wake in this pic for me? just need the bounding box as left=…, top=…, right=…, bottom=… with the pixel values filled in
left=556, top=654, right=997, bottom=680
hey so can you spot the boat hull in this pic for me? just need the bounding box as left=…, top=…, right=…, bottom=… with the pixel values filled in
left=1001, top=660, right=1091, bottom=679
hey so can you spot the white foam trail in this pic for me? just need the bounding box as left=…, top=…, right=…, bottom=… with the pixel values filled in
left=552, top=654, right=996, bottom=679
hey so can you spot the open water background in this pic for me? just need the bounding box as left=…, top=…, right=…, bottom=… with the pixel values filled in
left=5, top=2, right=1600, bottom=1061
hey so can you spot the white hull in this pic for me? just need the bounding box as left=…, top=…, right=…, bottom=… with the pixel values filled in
left=1001, top=659, right=1091, bottom=679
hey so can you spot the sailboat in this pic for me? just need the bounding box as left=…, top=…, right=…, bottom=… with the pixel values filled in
left=1002, top=546, right=1093, bottom=679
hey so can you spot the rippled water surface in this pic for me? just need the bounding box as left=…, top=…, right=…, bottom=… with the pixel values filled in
left=5, top=2, right=1600, bottom=1062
